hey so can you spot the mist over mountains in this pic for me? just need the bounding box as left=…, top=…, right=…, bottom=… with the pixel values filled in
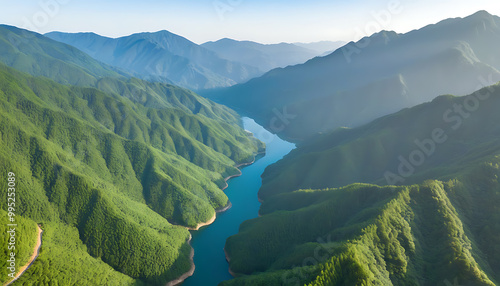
left=202, top=39, right=345, bottom=72
left=208, top=10, right=500, bottom=141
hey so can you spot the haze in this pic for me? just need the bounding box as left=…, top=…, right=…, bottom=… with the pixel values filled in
left=1, top=0, right=500, bottom=44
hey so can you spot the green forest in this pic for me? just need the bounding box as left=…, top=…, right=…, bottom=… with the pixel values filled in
left=3, top=9, right=500, bottom=286
left=0, top=32, right=262, bottom=284
left=223, top=84, right=500, bottom=285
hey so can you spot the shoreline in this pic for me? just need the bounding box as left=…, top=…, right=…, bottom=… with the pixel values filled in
left=165, top=234, right=195, bottom=286
left=165, top=151, right=264, bottom=285
left=217, top=201, right=232, bottom=213
left=224, top=248, right=238, bottom=278
left=187, top=212, right=217, bottom=231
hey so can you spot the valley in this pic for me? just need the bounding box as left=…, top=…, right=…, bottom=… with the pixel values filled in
left=1, top=5, right=500, bottom=286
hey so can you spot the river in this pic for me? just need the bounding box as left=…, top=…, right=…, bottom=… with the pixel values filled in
left=182, top=117, right=295, bottom=286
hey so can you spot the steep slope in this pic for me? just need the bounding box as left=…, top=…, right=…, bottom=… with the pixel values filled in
left=221, top=83, right=500, bottom=286
left=0, top=25, right=128, bottom=86
left=224, top=179, right=500, bottom=286
left=45, top=31, right=262, bottom=90
left=260, top=83, right=500, bottom=199
left=0, top=63, right=262, bottom=285
left=209, top=10, right=500, bottom=141
left=201, top=38, right=319, bottom=73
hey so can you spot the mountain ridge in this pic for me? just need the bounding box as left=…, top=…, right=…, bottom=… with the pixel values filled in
left=45, top=30, right=262, bottom=90
left=201, top=38, right=324, bottom=72
left=221, top=81, right=500, bottom=286
left=208, top=10, right=500, bottom=141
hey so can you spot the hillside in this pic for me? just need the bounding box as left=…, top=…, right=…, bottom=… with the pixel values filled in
left=221, top=82, right=500, bottom=285
left=201, top=39, right=319, bottom=73
left=45, top=30, right=262, bottom=90
left=259, top=82, right=500, bottom=199
left=0, top=25, right=128, bottom=86
left=208, top=10, right=500, bottom=140
left=0, top=59, right=262, bottom=285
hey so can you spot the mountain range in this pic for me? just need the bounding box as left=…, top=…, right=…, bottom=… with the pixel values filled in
left=207, top=10, right=500, bottom=141
left=202, top=39, right=345, bottom=73
left=0, top=25, right=263, bottom=285
left=45, top=30, right=263, bottom=90
left=223, top=82, right=500, bottom=286
left=2, top=8, right=500, bottom=286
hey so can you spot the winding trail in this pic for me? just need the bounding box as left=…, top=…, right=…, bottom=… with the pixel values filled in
left=4, top=225, right=43, bottom=286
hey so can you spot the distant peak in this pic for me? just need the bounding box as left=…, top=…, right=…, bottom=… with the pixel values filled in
left=472, top=10, right=492, bottom=17
left=134, top=30, right=176, bottom=37
left=357, top=30, right=398, bottom=45
left=464, top=10, right=496, bottom=22
left=152, top=30, right=174, bottom=35
left=217, top=38, right=238, bottom=43
left=132, top=29, right=187, bottom=41
left=374, top=30, right=398, bottom=37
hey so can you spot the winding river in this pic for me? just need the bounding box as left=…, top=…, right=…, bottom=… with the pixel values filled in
left=182, top=117, right=295, bottom=286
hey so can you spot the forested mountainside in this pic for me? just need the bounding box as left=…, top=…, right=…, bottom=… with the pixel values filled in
left=0, top=28, right=263, bottom=285
left=222, top=83, right=500, bottom=285
left=0, top=25, right=128, bottom=86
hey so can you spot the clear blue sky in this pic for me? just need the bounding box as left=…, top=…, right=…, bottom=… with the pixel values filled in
left=1, top=0, right=500, bottom=44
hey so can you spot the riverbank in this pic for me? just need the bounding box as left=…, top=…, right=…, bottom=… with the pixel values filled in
left=179, top=117, right=296, bottom=286
left=188, top=213, right=217, bottom=231
left=165, top=235, right=195, bottom=286
left=165, top=152, right=263, bottom=285
left=224, top=248, right=238, bottom=278
left=188, top=152, right=263, bottom=231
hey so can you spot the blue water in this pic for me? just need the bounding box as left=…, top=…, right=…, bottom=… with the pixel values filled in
left=182, top=117, right=295, bottom=286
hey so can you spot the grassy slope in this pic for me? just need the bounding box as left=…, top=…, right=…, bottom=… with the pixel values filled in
left=0, top=63, right=262, bottom=285
left=222, top=83, right=500, bottom=285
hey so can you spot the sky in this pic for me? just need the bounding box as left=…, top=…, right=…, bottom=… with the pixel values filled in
left=1, top=0, right=500, bottom=44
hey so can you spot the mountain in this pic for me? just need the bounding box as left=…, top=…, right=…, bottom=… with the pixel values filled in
left=0, top=62, right=263, bottom=285
left=201, top=38, right=321, bottom=73
left=0, top=24, right=128, bottom=86
left=222, top=82, right=500, bottom=286
left=208, top=11, right=500, bottom=141
left=0, top=27, right=264, bottom=285
left=45, top=30, right=262, bottom=90
left=293, top=40, right=346, bottom=55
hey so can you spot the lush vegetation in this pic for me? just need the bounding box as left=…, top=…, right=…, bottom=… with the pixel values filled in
left=223, top=82, right=500, bottom=285
left=0, top=59, right=261, bottom=285
left=0, top=210, right=38, bottom=285
left=0, top=25, right=126, bottom=87
left=259, top=83, right=500, bottom=200
left=224, top=171, right=500, bottom=285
